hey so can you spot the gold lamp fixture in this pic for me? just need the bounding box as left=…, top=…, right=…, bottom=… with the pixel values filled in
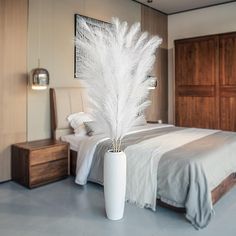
left=30, top=66, right=49, bottom=90
left=30, top=58, right=49, bottom=90
left=30, top=0, right=49, bottom=90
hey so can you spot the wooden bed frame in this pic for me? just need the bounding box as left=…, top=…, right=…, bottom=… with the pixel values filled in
left=50, top=88, right=236, bottom=210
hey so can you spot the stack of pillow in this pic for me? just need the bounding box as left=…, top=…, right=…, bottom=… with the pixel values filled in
left=67, top=112, right=147, bottom=137
left=67, top=112, right=95, bottom=136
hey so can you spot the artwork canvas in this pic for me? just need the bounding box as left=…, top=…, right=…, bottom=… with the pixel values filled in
left=74, top=14, right=109, bottom=78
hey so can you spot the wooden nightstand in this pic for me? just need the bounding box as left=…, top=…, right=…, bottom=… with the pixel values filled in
left=11, top=139, right=69, bottom=188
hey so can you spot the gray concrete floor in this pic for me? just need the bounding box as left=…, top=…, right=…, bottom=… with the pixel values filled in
left=0, top=177, right=235, bottom=236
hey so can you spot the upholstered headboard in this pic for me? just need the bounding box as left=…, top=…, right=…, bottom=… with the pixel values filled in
left=50, top=87, right=88, bottom=139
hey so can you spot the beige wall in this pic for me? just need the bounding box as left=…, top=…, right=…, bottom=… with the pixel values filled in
left=28, top=0, right=141, bottom=141
left=0, top=0, right=28, bottom=181
left=167, top=2, right=236, bottom=124
left=28, top=0, right=236, bottom=137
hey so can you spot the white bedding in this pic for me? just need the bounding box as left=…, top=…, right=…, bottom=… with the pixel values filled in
left=61, top=123, right=236, bottom=229
left=61, top=124, right=235, bottom=191
left=61, top=134, right=87, bottom=151
left=61, top=123, right=174, bottom=185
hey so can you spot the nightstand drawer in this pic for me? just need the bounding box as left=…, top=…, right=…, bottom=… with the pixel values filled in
left=30, top=145, right=68, bottom=166
left=30, top=158, right=68, bottom=187
left=12, top=139, right=69, bottom=188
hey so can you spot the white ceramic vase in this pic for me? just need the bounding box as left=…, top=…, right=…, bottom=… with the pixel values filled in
left=104, top=150, right=126, bottom=220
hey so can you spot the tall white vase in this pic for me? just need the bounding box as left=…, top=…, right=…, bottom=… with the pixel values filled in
left=104, top=150, right=126, bottom=220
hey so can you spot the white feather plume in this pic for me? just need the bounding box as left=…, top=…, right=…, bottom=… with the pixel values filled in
left=75, top=17, right=162, bottom=151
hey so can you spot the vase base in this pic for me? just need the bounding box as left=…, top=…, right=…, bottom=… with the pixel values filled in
left=106, top=214, right=124, bottom=221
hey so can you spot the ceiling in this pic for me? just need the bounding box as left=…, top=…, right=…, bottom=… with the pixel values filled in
left=134, top=0, right=235, bottom=15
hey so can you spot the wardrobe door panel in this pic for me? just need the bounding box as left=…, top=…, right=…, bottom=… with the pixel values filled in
left=176, top=97, right=217, bottom=129
left=176, top=38, right=216, bottom=86
left=219, top=33, right=236, bottom=131
left=220, top=33, right=236, bottom=86
left=220, top=97, right=236, bottom=131
left=175, top=36, right=219, bottom=129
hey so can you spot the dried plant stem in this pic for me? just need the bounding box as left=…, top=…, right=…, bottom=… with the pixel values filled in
left=112, top=139, right=116, bottom=152
left=118, top=139, right=122, bottom=152
left=112, top=138, right=122, bottom=152
left=115, top=139, right=118, bottom=152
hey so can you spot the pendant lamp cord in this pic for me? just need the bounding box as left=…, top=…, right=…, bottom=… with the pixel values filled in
left=37, top=0, right=41, bottom=68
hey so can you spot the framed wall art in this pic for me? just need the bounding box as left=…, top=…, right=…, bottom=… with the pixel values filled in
left=74, top=14, right=109, bottom=78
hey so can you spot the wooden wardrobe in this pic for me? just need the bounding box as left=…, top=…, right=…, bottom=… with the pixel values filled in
left=175, top=32, right=236, bottom=132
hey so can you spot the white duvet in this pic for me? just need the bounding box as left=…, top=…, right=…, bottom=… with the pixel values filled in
left=72, top=124, right=174, bottom=185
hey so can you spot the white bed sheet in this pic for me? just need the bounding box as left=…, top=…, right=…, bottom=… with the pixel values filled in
left=71, top=123, right=174, bottom=185
left=61, top=134, right=88, bottom=152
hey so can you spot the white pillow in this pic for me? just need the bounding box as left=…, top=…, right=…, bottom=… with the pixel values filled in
left=134, top=115, right=147, bottom=126
left=67, top=112, right=93, bottom=135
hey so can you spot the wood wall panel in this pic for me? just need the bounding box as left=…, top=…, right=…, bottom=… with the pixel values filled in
left=0, top=0, right=28, bottom=182
left=141, top=5, right=168, bottom=123
left=220, top=87, right=236, bottom=97
left=220, top=98, right=236, bottom=131
left=176, top=37, right=217, bottom=86
left=219, top=32, right=236, bottom=131
left=175, top=36, right=219, bottom=129
left=219, top=33, right=236, bottom=86
left=177, top=86, right=215, bottom=97
left=176, top=97, right=217, bottom=129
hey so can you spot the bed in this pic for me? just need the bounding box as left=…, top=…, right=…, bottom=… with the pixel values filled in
left=50, top=87, right=236, bottom=229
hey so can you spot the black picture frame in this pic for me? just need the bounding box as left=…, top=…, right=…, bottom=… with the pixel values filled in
left=74, top=14, right=109, bottom=79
